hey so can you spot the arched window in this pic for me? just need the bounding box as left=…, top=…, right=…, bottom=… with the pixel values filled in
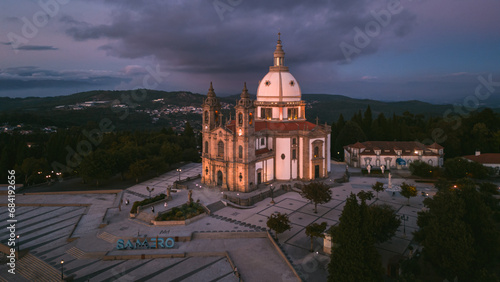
left=249, top=113, right=253, bottom=125
left=204, top=111, right=209, bottom=123
left=238, top=113, right=243, bottom=125
left=314, top=146, right=319, bottom=158
left=204, top=141, right=208, bottom=153
left=239, top=145, right=243, bottom=158
left=217, top=141, right=224, bottom=157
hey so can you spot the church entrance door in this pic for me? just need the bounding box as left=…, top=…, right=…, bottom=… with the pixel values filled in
left=217, top=171, right=223, bottom=186
left=257, top=172, right=262, bottom=185
left=314, top=165, right=320, bottom=179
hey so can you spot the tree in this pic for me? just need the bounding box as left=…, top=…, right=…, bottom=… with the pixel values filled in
left=410, top=160, right=439, bottom=178
left=413, top=180, right=494, bottom=280
left=444, top=157, right=488, bottom=179
left=371, top=181, right=384, bottom=199
left=19, top=157, right=49, bottom=185
left=400, top=182, right=417, bottom=205
left=78, top=150, right=114, bottom=186
left=266, top=212, right=291, bottom=242
left=305, top=222, right=327, bottom=252
left=334, top=121, right=366, bottom=155
left=128, top=159, right=150, bottom=183
left=328, top=194, right=384, bottom=281
left=368, top=204, right=401, bottom=243
left=357, top=190, right=374, bottom=201
left=363, top=105, right=373, bottom=139
left=300, top=181, right=332, bottom=213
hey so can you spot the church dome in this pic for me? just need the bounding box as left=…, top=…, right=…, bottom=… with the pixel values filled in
left=256, top=34, right=302, bottom=103
left=257, top=71, right=301, bottom=102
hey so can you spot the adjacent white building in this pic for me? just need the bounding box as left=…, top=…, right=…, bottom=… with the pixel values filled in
left=344, top=141, right=444, bottom=169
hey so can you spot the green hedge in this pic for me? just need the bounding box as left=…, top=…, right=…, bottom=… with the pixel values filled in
left=156, top=202, right=205, bottom=221
left=130, top=194, right=166, bottom=214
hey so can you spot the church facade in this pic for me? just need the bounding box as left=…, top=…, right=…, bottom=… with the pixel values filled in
left=201, top=35, right=331, bottom=192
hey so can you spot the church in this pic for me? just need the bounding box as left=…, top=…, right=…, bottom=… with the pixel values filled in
left=201, top=35, right=331, bottom=192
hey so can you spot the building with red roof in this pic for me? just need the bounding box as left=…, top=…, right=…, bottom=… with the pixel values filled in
left=344, top=141, right=444, bottom=169
left=201, top=35, right=331, bottom=192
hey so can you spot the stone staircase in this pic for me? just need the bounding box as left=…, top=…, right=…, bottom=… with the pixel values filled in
left=206, top=200, right=226, bottom=214
left=17, top=253, right=60, bottom=282
left=134, top=211, right=154, bottom=225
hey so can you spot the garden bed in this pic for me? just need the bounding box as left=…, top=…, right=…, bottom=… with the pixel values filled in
left=153, top=202, right=207, bottom=225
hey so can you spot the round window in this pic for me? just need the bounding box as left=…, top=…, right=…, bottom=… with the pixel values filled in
left=281, top=154, right=285, bottom=160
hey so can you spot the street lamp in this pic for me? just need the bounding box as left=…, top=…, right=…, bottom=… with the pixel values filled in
left=60, top=259, right=64, bottom=280
left=16, top=235, right=20, bottom=252
left=400, top=214, right=409, bottom=238
left=177, top=169, right=182, bottom=181
left=146, top=186, right=154, bottom=199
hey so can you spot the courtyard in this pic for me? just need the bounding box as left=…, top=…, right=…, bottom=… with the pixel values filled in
left=0, top=161, right=434, bottom=281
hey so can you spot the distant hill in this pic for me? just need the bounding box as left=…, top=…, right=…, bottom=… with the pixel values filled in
left=0, top=90, right=496, bottom=129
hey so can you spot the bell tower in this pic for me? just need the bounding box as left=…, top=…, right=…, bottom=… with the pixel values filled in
left=202, top=82, right=221, bottom=131
left=201, top=82, right=221, bottom=185
left=234, top=82, right=256, bottom=191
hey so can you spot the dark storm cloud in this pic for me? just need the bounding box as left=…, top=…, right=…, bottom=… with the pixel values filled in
left=14, top=45, right=59, bottom=51
left=61, top=0, right=418, bottom=73
left=0, top=67, right=129, bottom=90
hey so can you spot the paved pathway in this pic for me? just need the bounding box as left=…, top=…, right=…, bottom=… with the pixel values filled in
left=0, top=161, right=434, bottom=281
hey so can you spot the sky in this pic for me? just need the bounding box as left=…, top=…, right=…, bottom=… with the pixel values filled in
left=1, top=0, right=499, bottom=104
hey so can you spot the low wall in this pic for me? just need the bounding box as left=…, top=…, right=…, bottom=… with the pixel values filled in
left=136, top=197, right=167, bottom=214
left=223, top=186, right=287, bottom=206
left=23, top=189, right=122, bottom=195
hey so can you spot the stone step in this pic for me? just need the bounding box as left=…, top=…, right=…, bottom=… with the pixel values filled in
left=17, top=253, right=60, bottom=282
left=206, top=200, right=226, bottom=213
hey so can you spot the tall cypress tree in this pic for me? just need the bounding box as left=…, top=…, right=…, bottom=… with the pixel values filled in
left=328, top=194, right=384, bottom=281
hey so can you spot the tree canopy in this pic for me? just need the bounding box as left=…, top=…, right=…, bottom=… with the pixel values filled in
left=267, top=212, right=291, bottom=242
left=300, top=181, right=332, bottom=213
left=414, top=178, right=500, bottom=280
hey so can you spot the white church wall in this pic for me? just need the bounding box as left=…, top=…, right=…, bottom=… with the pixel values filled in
left=299, top=137, right=304, bottom=178
left=276, top=138, right=291, bottom=180
left=266, top=158, right=274, bottom=181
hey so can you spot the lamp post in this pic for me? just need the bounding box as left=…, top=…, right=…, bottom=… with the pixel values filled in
left=60, top=259, right=64, bottom=280
left=16, top=235, right=20, bottom=252
left=400, top=214, right=409, bottom=238
left=270, top=184, right=275, bottom=204
left=177, top=169, right=182, bottom=181
left=146, top=186, right=154, bottom=199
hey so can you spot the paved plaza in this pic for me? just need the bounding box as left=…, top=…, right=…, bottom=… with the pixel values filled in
left=0, top=161, right=435, bottom=281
